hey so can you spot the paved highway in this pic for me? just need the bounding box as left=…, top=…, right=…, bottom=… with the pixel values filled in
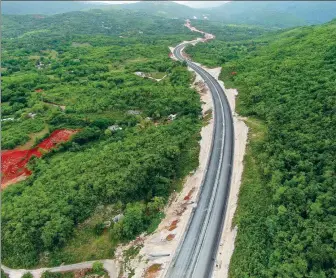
left=165, top=43, right=234, bottom=278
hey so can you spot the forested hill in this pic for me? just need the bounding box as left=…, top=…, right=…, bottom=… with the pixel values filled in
left=1, top=10, right=199, bottom=267
left=2, top=9, right=192, bottom=39
left=205, top=1, right=336, bottom=28
left=1, top=1, right=100, bottom=15
left=4, top=1, right=336, bottom=29
left=186, top=19, right=336, bottom=277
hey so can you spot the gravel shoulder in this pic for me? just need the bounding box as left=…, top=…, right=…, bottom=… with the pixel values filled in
left=201, top=67, right=248, bottom=278
left=125, top=60, right=215, bottom=278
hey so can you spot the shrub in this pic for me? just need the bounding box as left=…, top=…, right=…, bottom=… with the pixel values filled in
left=92, top=261, right=104, bottom=275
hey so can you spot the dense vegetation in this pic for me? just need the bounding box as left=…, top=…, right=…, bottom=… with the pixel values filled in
left=188, top=19, right=336, bottom=277
left=4, top=1, right=336, bottom=29
left=1, top=1, right=100, bottom=15
left=204, top=1, right=336, bottom=28
left=185, top=20, right=273, bottom=67
left=2, top=9, right=193, bottom=39
left=1, top=11, right=201, bottom=267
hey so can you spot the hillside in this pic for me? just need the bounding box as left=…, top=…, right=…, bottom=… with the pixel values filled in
left=1, top=10, right=199, bottom=268
left=108, top=1, right=205, bottom=19
left=1, top=1, right=100, bottom=15
left=205, top=1, right=336, bottom=28
left=1, top=1, right=204, bottom=19
left=2, top=9, right=193, bottom=39
left=187, top=19, right=336, bottom=277
left=4, top=1, right=336, bottom=29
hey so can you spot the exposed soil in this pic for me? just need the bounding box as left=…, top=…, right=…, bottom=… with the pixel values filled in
left=1, top=129, right=78, bottom=189
left=73, top=268, right=91, bottom=278
left=167, top=220, right=179, bottom=231
left=183, top=187, right=195, bottom=201
left=144, top=264, right=162, bottom=278
left=43, top=101, right=66, bottom=111
left=166, top=234, right=175, bottom=242
left=198, top=66, right=248, bottom=278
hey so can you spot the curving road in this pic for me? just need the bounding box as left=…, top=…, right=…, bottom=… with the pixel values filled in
left=165, top=43, right=234, bottom=278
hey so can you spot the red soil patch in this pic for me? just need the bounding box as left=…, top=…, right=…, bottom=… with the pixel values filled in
left=35, top=89, right=43, bottom=93
left=184, top=187, right=195, bottom=201
left=168, top=219, right=179, bottom=231
left=1, top=129, right=78, bottom=189
left=38, top=129, right=78, bottom=150
left=144, top=264, right=162, bottom=278
left=166, top=234, right=175, bottom=241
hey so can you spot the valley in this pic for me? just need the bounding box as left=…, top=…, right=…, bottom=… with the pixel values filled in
left=1, top=2, right=336, bottom=278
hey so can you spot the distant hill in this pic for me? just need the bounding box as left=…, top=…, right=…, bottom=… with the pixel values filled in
left=3, top=1, right=336, bottom=28
left=1, top=1, right=102, bottom=15
left=2, top=9, right=191, bottom=39
left=0, top=1, right=203, bottom=18
left=205, top=1, right=336, bottom=28
left=107, top=1, right=205, bottom=19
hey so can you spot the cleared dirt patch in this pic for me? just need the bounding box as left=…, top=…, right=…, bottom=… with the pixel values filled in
left=167, top=220, right=179, bottom=231
left=183, top=187, right=195, bottom=201
left=166, top=234, right=175, bottom=241
left=1, top=129, right=78, bottom=189
left=144, top=264, right=162, bottom=278
left=74, top=268, right=91, bottom=278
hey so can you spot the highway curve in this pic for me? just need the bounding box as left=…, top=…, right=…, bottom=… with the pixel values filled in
left=165, top=43, right=234, bottom=278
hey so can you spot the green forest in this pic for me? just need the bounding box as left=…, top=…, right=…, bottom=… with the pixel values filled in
left=1, top=10, right=201, bottom=267
left=187, top=19, right=336, bottom=278
left=2, top=3, right=336, bottom=277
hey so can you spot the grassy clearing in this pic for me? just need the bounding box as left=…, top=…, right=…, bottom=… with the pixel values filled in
left=42, top=50, right=58, bottom=59
left=16, top=125, right=49, bottom=150
left=45, top=205, right=121, bottom=267
left=149, top=72, right=166, bottom=79
left=41, top=263, right=108, bottom=278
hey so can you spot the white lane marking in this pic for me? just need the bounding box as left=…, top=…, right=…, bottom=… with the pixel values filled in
left=187, top=66, right=226, bottom=278
left=169, top=43, right=228, bottom=278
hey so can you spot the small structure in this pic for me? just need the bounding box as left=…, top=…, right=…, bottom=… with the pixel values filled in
left=135, top=71, right=146, bottom=78
left=113, top=214, right=124, bottom=223
left=168, top=114, right=177, bottom=121
left=28, top=112, right=37, bottom=119
left=108, top=125, right=122, bottom=132
left=36, top=61, right=44, bottom=70
left=103, top=221, right=111, bottom=228
left=127, top=110, right=141, bottom=115
left=1, top=118, right=14, bottom=122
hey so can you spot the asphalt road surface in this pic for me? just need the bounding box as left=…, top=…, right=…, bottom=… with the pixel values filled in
left=165, top=43, right=234, bottom=278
